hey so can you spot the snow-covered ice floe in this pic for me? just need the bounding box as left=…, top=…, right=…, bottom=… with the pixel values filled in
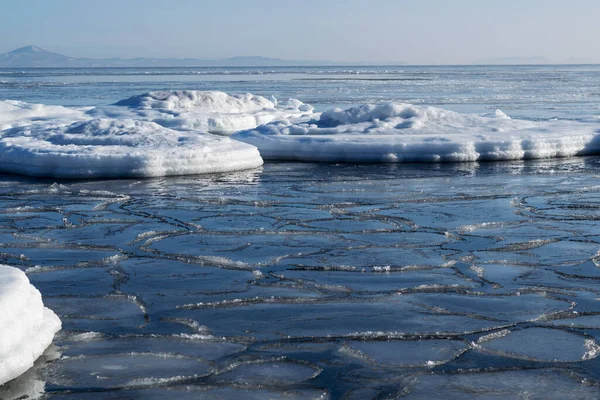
left=232, top=103, right=600, bottom=163
left=0, top=118, right=263, bottom=179
left=4, top=94, right=600, bottom=179
left=0, top=100, right=89, bottom=131
left=0, top=264, right=61, bottom=386
left=90, top=90, right=314, bottom=134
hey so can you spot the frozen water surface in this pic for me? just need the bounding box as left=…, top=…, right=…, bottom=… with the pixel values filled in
left=2, top=160, right=600, bottom=398
left=3, top=65, right=600, bottom=397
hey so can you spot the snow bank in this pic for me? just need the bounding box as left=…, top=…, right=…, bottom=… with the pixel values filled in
left=0, top=100, right=88, bottom=131
left=0, top=265, right=61, bottom=386
left=90, top=91, right=314, bottom=134
left=0, top=118, right=263, bottom=179
left=232, top=103, right=600, bottom=163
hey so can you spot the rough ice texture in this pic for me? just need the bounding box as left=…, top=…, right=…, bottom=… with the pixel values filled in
left=233, top=103, right=600, bottom=163
left=0, top=100, right=88, bottom=131
left=0, top=118, right=263, bottom=179
left=0, top=265, right=61, bottom=386
left=91, top=91, right=314, bottom=134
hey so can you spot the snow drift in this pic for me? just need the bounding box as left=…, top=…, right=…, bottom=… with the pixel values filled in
left=232, top=103, right=600, bottom=163
left=91, top=90, right=314, bottom=134
left=0, top=100, right=88, bottom=131
left=0, top=265, right=61, bottom=386
left=0, top=118, right=263, bottom=179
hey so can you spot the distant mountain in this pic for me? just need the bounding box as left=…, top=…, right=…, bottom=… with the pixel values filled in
left=0, top=46, right=395, bottom=68
left=0, top=46, right=75, bottom=67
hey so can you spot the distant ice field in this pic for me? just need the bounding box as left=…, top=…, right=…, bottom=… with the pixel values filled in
left=2, top=65, right=600, bottom=119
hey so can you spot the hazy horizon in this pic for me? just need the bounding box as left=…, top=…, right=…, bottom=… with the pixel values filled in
left=2, top=0, right=600, bottom=64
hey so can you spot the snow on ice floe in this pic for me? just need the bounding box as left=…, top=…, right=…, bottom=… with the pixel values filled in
left=0, top=264, right=61, bottom=386
left=232, top=103, right=600, bottom=163
left=0, top=100, right=88, bottom=131
left=4, top=94, right=600, bottom=179
left=0, top=118, right=263, bottom=179
left=90, top=90, right=314, bottom=134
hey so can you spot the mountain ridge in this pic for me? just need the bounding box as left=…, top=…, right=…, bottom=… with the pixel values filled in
left=0, top=46, right=404, bottom=67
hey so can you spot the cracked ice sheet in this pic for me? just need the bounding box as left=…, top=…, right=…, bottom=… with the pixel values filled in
left=46, top=353, right=212, bottom=390
left=117, top=258, right=322, bottom=313
left=339, top=339, right=470, bottom=367
left=477, top=327, right=599, bottom=362
left=405, top=370, right=600, bottom=399
left=43, top=295, right=147, bottom=334
left=47, top=388, right=330, bottom=400
left=60, top=334, right=245, bottom=360
left=278, top=268, right=478, bottom=293
left=170, top=292, right=567, bottom=340
left=6, top=161, right=600, bottom=395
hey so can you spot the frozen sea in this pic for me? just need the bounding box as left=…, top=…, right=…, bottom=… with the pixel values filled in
left=3, top=65, right=600, bottom=399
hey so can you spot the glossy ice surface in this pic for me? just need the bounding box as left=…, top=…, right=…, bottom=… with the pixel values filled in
left=1, top=160, right=600, bottom=398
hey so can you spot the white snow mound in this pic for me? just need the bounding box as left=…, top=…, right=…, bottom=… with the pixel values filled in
left=232, top=103, right=600, bottom=163
left=90, top=90, right=314, bottom=134
left=0, top=100, right=88, bottom=131
left=0, top=265, right=61, bottom=386
left=0, top=118, right=263, bottom=179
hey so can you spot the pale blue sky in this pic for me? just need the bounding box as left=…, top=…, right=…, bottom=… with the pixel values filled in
left=2, top=0, right=599, bottom=64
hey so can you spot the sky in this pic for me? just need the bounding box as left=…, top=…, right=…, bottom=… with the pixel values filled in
left=1, top=0, right=599, bottom=64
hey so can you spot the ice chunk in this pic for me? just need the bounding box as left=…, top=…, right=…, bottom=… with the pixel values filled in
left=233, top=103, right=600, bottom=163
left=0, top=100, right=88, bottom=131
left=0, top=118, right=263, bottom=179
left=0, top=265, right=61, bottom=386
left=92, top=91, right=314, bottom=134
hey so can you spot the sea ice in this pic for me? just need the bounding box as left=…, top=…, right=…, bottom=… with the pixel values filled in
left=232, top=103, right=600, bottom=163
left=50, top=353, right=212, bottom=389
left=405, top=370, right=600, bottom=399
left=0, top=118, right=263, bottom=178
left=0, top=100, right=88, bottom=131
left=0, top=264, right=61, bottom=386
left=339, top=339, right=468, bottom=367
left=213, top=361, right=321, bottom=386
left=91, top=91, right=314, bottom=134
left=478, top=327, right=599, bottom=362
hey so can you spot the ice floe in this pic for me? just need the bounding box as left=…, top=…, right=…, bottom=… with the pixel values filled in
left=51, top=353, right=212, bottom=389
left=406, top=370, right=600, bottom=399
left=91, top=90, right=314, bottom=134
left=0, top=264, right=61, bottom=386
left=214, top=360, right=321, bottom=386
left=233, top=103, right=600, bottom=163
left=0, top=100, right=88, bottom=131
left=0, top=118, right=263, bottom=178
left=477, top=327, right=600, bottom=362
left=339, top=339, right=469, bottom=367
left=5, top=94, right=600, bottom=179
